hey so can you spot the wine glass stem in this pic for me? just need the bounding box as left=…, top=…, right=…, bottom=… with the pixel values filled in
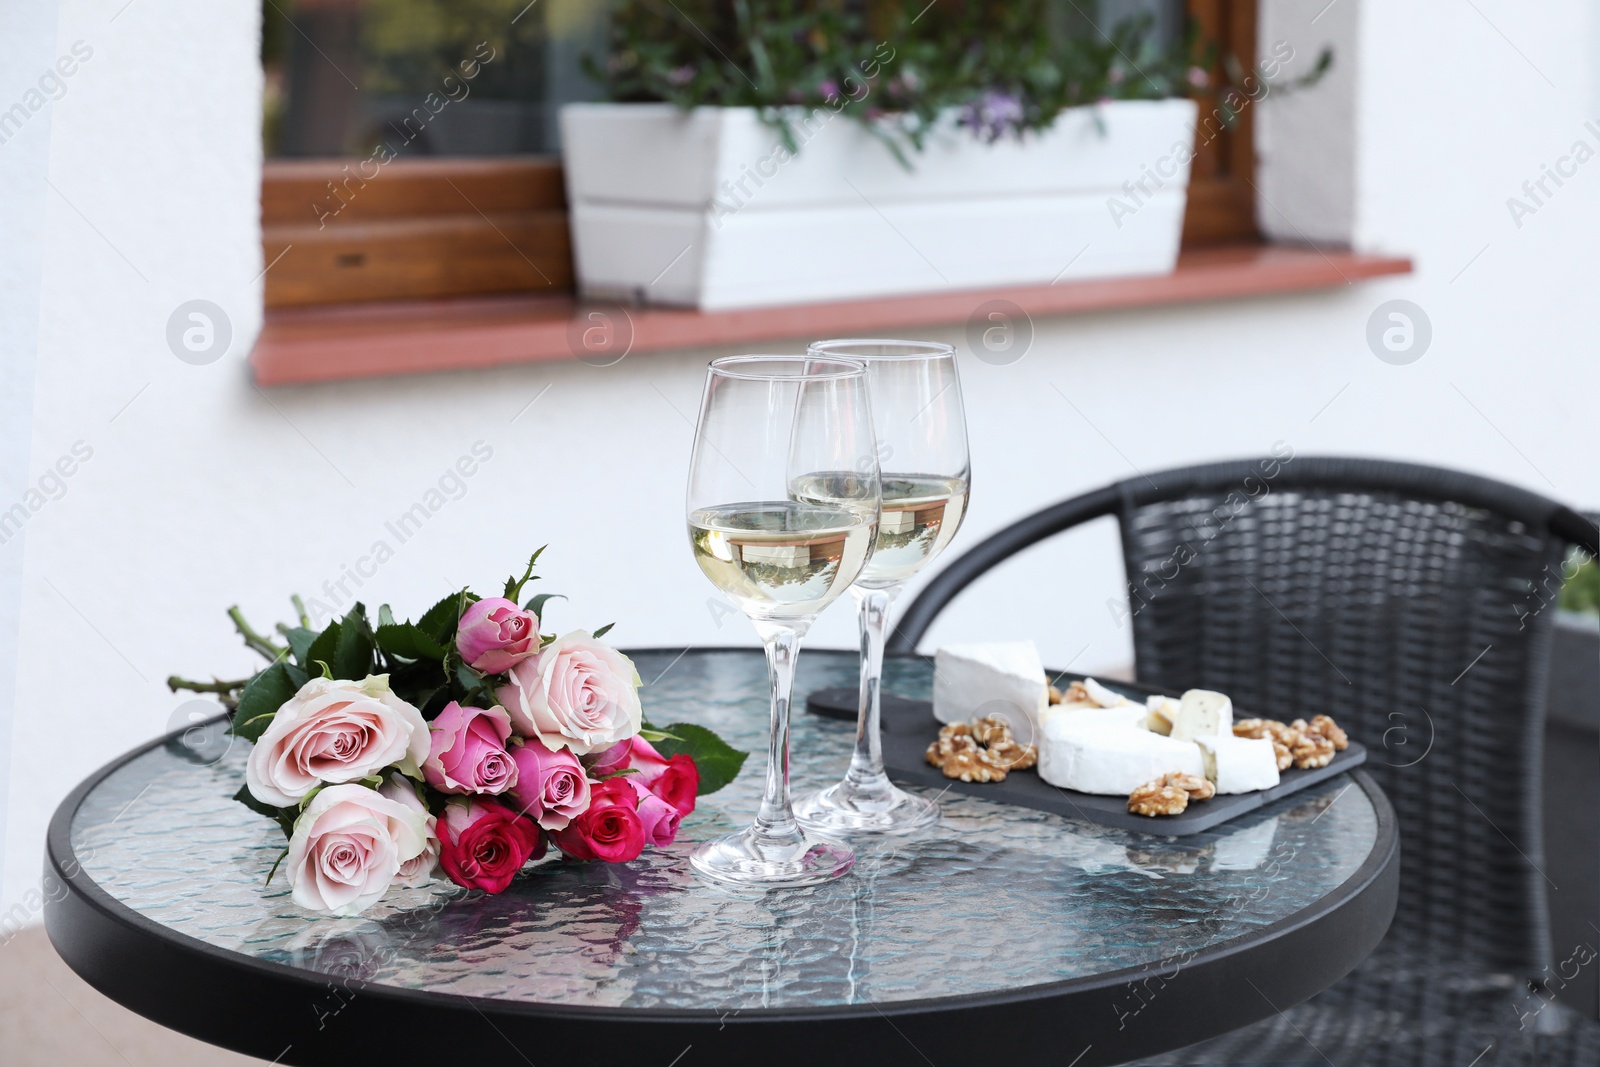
left=847, top=585, right=899, bottom=786
left=752, top=620, right=805, bottom=842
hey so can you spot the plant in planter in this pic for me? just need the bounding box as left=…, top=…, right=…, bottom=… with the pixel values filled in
left=561, top=1, right=1220, bottom=310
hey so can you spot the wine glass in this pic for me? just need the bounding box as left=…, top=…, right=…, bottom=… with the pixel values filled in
left=686, top=354, right=882, bottom=887
left=793, top=339, right=970, bottom=835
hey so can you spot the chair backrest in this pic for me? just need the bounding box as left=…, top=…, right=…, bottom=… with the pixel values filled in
left=894, top=455, right=1599, bottom=978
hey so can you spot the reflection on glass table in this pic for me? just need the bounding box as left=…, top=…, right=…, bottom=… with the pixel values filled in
left=69, top=649, right=1383, bottom=1011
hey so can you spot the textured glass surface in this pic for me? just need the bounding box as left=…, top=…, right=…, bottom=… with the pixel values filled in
left=71, top=650, right=1379, bottom=1011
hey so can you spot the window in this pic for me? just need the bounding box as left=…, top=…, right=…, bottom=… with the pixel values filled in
left=259, top=0, right=1258, bottom=310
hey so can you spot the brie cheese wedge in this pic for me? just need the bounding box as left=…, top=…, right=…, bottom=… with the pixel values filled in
left=1196, top=734, right=1281, bottom=794
left=1144, top=695, right=1179, bottom=736
left=933, top=642, right=1049, bottom=733
left=1170, top=689, right=1234, bottom=742
left=1038, top=710, right=1205, bottom=795
left=1082, top=677, right=1132, bottom=708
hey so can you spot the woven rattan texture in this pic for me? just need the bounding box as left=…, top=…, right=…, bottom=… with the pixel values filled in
left=1119, top=480, right=1565, bottom=980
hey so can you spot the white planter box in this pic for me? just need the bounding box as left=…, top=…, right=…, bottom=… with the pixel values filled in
left=560, top=99, right=1198, bottom=311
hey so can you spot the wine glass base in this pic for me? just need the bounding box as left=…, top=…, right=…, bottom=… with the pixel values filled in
left=794, top=780, right=942, bottom=836
left=689, top=827, right=855, bottom=888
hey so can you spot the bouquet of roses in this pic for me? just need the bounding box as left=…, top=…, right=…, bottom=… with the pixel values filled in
left=170, top=549, right=745, bottom=917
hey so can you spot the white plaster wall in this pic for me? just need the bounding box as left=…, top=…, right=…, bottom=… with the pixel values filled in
left=4, top=0, right=1598, bottom=910
left=0, top=0, right=62, bottom=901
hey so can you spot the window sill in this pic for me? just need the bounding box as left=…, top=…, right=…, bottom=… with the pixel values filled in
left=250, top=244, right=1412, bottom=387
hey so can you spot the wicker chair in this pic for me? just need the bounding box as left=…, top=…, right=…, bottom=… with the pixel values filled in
left=891, top=456, right=1600, bottom=1065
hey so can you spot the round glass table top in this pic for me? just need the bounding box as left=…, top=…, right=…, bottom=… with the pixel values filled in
left=65, top=649, right=1385, bottom=1014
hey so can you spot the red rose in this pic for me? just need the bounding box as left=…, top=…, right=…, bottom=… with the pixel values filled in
left=438, top=799, right=545, bottom=893
left=627, top=737, right=700, bottom=816
left=552, top=779, right=645, bottom=863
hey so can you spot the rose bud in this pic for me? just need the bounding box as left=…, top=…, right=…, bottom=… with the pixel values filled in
left=246, top=675, right=430, bottom=808
left=456, top=597, right=540, bottom=675
left=551, top=779, right=645, bottom=863
left=497, top=632, right=642, bottom=755
left=437, top=799, right=545, bottom=894
left=628, top=778, right=683, bottom=848
left=284, top=783, right=430, bottom=916
left=626, top=736, right=700, bottom=816
left=424, top=702, right=518, bottom=795
left=507, top=738, right=592, bottom=831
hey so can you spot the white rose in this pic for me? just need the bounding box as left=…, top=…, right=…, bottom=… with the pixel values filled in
left=284, top=784, right=428, bottom=916
left=379, top=774, right=440, bottom=887
left=495, top=632, right=643, bottom=755
left=246, top=675, right=429, bottom=808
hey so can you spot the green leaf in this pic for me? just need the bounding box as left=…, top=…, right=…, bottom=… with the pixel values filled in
left=230, top=662, right=300, bottom=742
left=278, top=626, right=317, bottom=667
left=232, top=784, right=294, bottom=840
left=417, top=591, right=467, bottom=645
left=651, top=722, right=748, bottom=795
left=504, top=545, right=547, bottom=602
left=378, top=604, right=397, bottom=629
left=376, top=622, right=448, bottom=662
left=332, top=604, right=376, bottom=680
left=525, top=592, right=565, bottom=620
left=455, top=661, right=485, bottom=697
left=592, top=622, right=615, bottom=640
left=304, top=620, right=342, bottom=677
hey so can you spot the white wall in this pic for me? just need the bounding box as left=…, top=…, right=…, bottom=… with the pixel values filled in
left=4, top=0, right=1598, bottom=909
left=0, top=0, right=62, bottom=903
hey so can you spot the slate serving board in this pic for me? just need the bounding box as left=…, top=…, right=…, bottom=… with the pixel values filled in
left=805, top=675, right=1367, bottom=836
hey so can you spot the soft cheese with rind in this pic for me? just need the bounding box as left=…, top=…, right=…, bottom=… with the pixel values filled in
left=1038, top=708, right=1206, bottom=794
left=1197, top=734, right=1281, bottom=794
left=1145, top=695, right=1179, bottom=736
left=1170, top=689, right=1234, bottom=742
left=933, top=642, right=1049, bottom=732
left=1082, top=677, right=1132, bottom=708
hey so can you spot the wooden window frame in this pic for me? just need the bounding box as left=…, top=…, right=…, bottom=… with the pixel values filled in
left=261, top=1, right=1259, bottom=311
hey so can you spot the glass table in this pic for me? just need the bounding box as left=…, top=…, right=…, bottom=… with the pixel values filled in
left=46, top=649, right=1397, bottom=1066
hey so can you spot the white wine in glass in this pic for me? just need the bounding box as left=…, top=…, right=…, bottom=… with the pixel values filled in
left=685, top=355, right=882, bottom=888
left=794, top=339, right=970, bottom=836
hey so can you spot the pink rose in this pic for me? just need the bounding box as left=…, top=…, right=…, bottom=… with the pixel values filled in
left=379, top=775, right=440, bottom=887
left=246, top=675, right=430, bottom=808
left=507, top=739, right=592, bottom=831
left=284, top=783, right=429, bottom=915
left=627, top=737, right=700, bottom=816
left=424, top=702, right=518, bottom=795
left=496, top=632, right=643, bottom=755
left=628, top=778, right=683, bottom=848
left=438, top=799, right=545, bottom=894
left=584, top=740, right=632, bottom=778
left=551, top=779, right=645, bottom=863
left=456, top=597, right=540, bottom=674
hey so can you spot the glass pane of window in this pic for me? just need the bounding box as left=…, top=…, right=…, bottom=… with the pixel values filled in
left=261, top=0, right=605, bottom=158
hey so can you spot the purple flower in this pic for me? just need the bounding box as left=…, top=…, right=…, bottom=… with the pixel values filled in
left=958, top=90, right=1026, bottom=144
left=1187, top=66, right=1210, bottom=90
left=819, top=79, right=840, bottom=100
left=667, top=64, right=696, bottom=87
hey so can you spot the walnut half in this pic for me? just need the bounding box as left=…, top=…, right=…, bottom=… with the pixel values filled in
left=925, top=717, right=1038, bottom=782
left=1128, top=780, right=1190, bottom=817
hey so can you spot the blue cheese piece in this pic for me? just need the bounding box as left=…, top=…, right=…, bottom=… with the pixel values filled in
left=1170, top=689, right=1234, bottom=742
left=1038, top=710, right=1205, bottom=795
left=1196, top=734, right=1281, bottom=794
left=932, top=642, right=1049, bottom=732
